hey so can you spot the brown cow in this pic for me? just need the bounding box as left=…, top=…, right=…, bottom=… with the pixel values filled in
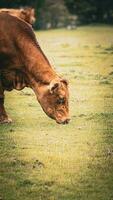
left=0, top=13, right=70, bottom=124
left=0, top=7, right=36, bottom=25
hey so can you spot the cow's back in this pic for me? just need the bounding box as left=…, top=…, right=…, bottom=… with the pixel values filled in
left=0, top=8, right=36, bottom=24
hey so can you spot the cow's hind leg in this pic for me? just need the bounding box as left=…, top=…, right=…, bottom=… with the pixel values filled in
left=0, top=75, right=12, bottom=124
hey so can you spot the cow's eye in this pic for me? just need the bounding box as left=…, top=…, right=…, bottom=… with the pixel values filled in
left=56, top=98, right=65, bottom=104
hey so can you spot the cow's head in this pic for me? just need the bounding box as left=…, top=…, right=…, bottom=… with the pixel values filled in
left=37, top=78, right=70, bottom=124
left=21, top=8, right=36, bottom=24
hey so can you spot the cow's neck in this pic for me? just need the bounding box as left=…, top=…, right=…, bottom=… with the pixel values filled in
left=21, top=40, right=59, bottom=84
left=18, top=35, right=60, bottom=98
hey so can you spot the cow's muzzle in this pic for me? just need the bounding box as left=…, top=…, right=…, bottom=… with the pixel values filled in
left=56, top=118, right=70, bottom=125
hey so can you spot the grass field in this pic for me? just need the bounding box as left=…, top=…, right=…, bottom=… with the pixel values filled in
left=0, top=26, right=113, bottom=200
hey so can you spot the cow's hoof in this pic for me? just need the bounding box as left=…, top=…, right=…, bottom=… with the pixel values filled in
left=0, top=117, right=12, bottom=124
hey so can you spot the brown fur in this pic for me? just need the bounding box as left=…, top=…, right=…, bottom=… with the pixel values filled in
left=0, top=7, right=36, bottom=25
left=0, top=13, right=70, bottom=124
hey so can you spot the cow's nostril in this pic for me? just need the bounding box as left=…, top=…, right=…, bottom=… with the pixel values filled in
left=62, top=118, right=70, bottom=124
left=56, top=118, right=70, bottom=124
left=66, top=118, right=70, bottom=123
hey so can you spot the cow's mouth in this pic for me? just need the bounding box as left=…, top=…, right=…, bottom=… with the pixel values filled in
left=47, top=113, right=70, bottom=124
left=46, top=113, right=70, bottom=124
left=56, top=118, right=70, bottom=125
left=47, top=112, right=70, bottom=124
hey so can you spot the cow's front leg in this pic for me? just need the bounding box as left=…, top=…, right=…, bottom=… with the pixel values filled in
left=0, top=96, right=12, bottom=124
left=0, top=75, right=12, bottom=124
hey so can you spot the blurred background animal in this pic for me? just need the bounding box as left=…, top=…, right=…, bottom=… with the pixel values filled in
left=0, top=7, right=36, bottom=25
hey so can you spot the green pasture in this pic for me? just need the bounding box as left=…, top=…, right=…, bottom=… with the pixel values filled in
left=0, top=26, right=113, bottom=200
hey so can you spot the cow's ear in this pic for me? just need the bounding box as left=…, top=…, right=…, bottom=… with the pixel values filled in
left=61, top=79, right=69, bottom=86
left=49, top=81, right=59, bottom=94
left=21, top=9, right=27, bottom=15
